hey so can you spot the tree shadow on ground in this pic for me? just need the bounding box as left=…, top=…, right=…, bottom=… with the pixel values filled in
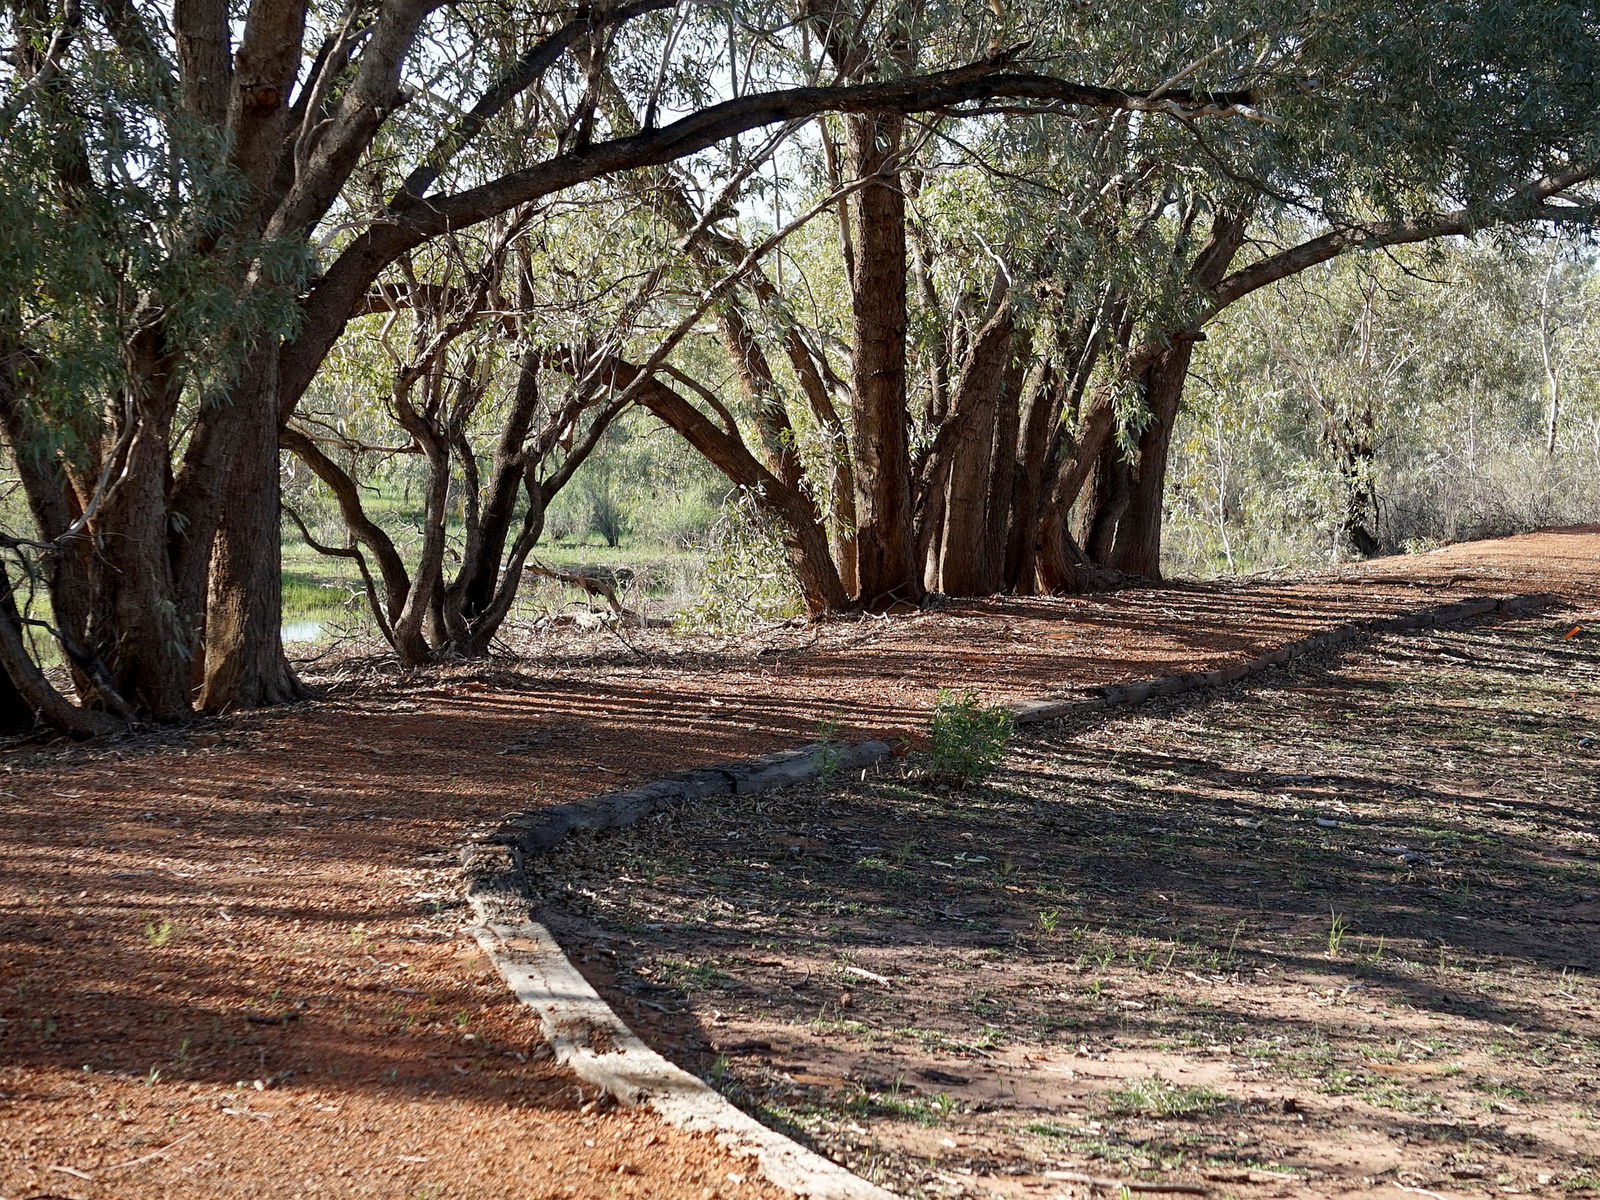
left=535, top=621, right=1600, bottom=1194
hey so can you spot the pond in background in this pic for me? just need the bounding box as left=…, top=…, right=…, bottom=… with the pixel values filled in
left=281, top=619, right=326, bottom=643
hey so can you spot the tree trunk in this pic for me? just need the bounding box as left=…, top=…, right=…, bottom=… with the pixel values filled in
left=983, top=354, right=1024, bottom=588
left=90, top=428, right=194, bottom=718
left=454, top=345, right=542, bottom=623
left=200, top=371, right=304, bottom=710
left=937, top=301, right=1014, bottom=595
left=1035, top=387, right=1119, bottom=593
left=1003, top=359, right=1057, bottom=593
left=1082, top=437, right=1131, bottom=566
left=1082, top=212, right=1248, bottom=578
left=846, top=111, right=921, bottom=608
left=1107, top=340, right=1196, bottom=577
left=0, top=571, right=121, bottom=737
left=622, top=363, right=849, bottom=614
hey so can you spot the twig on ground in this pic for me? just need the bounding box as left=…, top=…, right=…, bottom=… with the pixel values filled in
left=99, top=1130, right=200, bottom=1173
left=841, top=965, right=892, bottom=986
left=1042, top=1170, right=1208, bottom=1194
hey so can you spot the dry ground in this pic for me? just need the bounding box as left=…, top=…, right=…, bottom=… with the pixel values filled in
left=536, top=618, right=1600, bottom=1200
left=1, top=526, right=1597, bottom=1199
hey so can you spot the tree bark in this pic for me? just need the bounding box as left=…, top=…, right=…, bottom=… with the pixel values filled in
left=199, top=369, right=304, bottom=710
left=88, top=347, right=194, bottom=720
left=846, top=111, right=921, bottom=607
left=1106, top=339, right=1196, bottom=577
left=1089, top=211, right=1248, bottom=578
left=937, top=300, right=1013, bottom=595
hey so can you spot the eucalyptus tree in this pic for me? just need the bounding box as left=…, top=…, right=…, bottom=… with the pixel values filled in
left=0, top=0, right=1267, bottom=732
left=1069, top=3, right=1600, bottom=580
left=3, top=0, right=1596, bottom=733
left=283, top=206, right=641, bottom=663
left=570, top=0, right=1600, bottom=608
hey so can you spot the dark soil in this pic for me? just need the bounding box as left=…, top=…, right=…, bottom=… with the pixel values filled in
left=537, top=619, right=1600, bottom=1199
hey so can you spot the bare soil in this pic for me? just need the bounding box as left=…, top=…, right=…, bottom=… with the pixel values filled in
left=536, top=618, right=1600, bottom=1200
left=1, top=525, right=1597, bottom=1199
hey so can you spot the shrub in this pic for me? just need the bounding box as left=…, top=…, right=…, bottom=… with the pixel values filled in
left=928, top=689, right=1013, bottom=787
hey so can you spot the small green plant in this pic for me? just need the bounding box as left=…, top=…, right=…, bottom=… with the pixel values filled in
left=927, top=689, right=1013, bottom=786
left=1326, top=911, right=1349, bottom=956
left=1037, top=908, right=1063, bottom=935
left=814, top=708, right=847, bottom=786
left=144, top=918, right=175, bottom=948
left=927, top=1092, right=959, bottom=1118
left=1100, top=1076, right=1229, bottom=1119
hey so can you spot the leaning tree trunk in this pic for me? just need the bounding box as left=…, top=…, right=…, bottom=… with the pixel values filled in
left=1089, top=212, right=1249, bottom=580
left=619, top=362, right=850, bottom=614
left=846, top=111, right=922, bottom=608
left=1106, top=339, right=1198, bottom=577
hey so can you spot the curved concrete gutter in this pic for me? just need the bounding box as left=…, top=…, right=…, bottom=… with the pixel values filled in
left=459, top=592, right=1556, bottom=1199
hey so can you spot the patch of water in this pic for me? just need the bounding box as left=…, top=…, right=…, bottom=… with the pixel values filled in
left=281, top=619, right=325, bottom=643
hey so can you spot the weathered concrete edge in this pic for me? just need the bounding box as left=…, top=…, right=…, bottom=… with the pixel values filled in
left=458, top=589, right=1555, bottom=1199
left=460, top=737, right=900, bottom=1200
left=464, top=889, right=899, bottom=1199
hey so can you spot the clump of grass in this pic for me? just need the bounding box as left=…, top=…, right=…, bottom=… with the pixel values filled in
left=1099, top=1076, right=1230, bottom=1119
left=1326, top=911, right=1350, bottom=956
left=144, top=917, right=175, bottom=948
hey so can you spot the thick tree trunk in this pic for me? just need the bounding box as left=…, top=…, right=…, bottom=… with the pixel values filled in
left=1082, top=437, right=1132, bottom=566
left=1107, top=340, right=1196, bottom=577
left=1003, top=360, right=1057, bottom=593
left=846, top=112, right=921, bottom=608
left=937, top=301, right=1014, bottom=595
left=200, top=374, right=304, bottom=710
left=983, top=358, right=1023, bottom=588
left=90, top=422, right=195, bottom=719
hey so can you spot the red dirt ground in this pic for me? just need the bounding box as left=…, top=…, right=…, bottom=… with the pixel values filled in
left=1, top=526, right=1596, bottom=1199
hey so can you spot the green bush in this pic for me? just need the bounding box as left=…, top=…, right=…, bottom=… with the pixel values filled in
left=928, top=690, right=1013, bottom=787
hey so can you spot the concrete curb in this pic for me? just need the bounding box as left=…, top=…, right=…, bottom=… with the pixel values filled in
left=459, top=590, right=1556, bottom=1199
left=465, top=911, right=897, bottom=1199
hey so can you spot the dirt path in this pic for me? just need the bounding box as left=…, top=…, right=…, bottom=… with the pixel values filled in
left=536, top=618, right=1600, bottom=1199
left=1, top=526, right=1596, bottom=1198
